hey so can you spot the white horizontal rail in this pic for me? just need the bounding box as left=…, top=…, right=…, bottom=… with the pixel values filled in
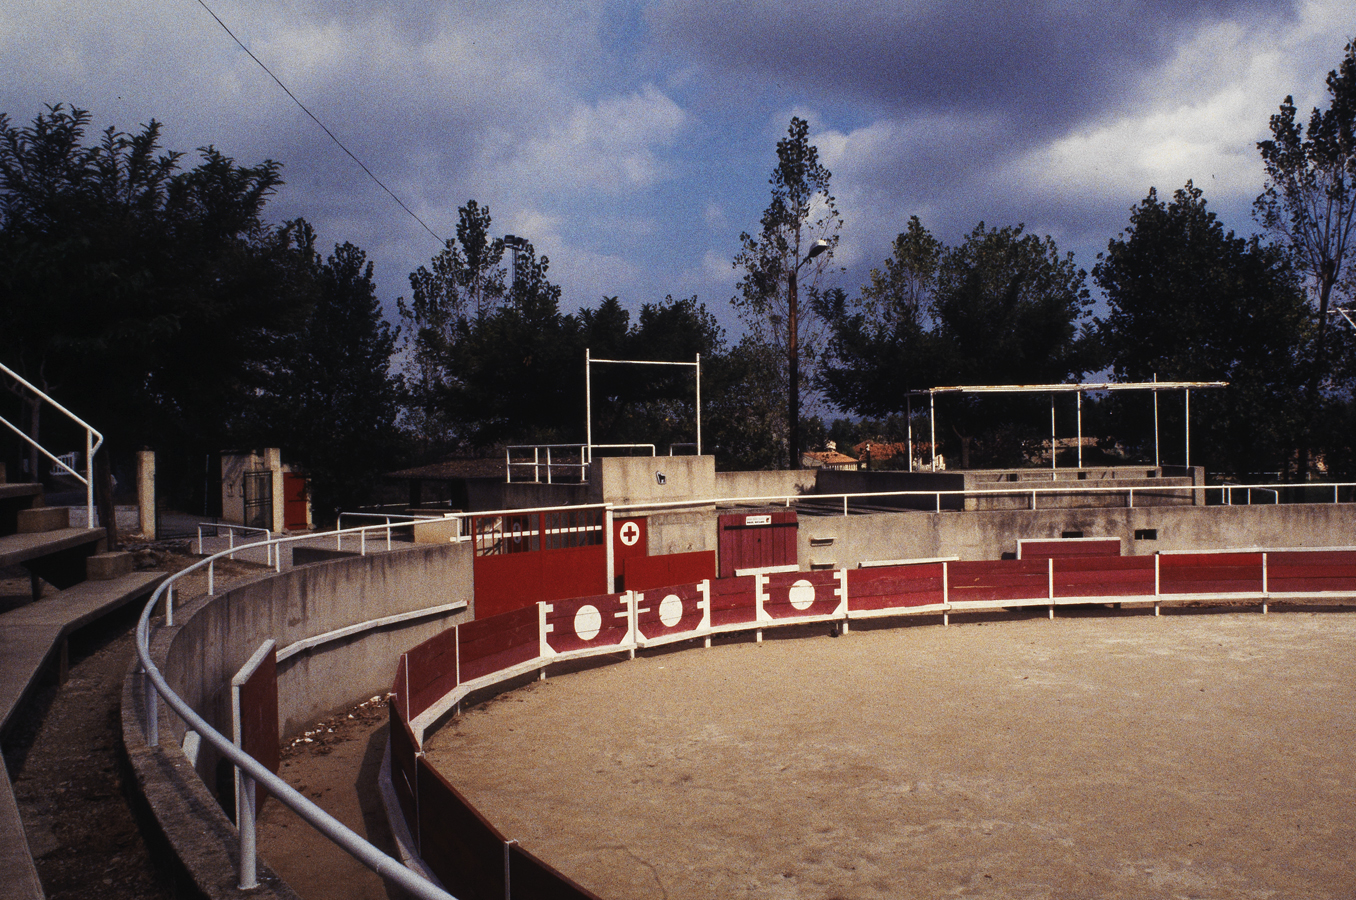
left=135, top=523, right=458, bottom=900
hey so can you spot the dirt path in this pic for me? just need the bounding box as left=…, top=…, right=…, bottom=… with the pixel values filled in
left=424, top=610, right=1356, bottom=900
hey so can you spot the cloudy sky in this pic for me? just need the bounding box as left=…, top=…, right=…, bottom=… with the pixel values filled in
left=1, top=0, right=1350, bottom=336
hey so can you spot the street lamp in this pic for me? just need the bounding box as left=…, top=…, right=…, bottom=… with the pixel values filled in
left=788, top=238, right=829, bottom=469
left=503, top=234, right=529, bottom=306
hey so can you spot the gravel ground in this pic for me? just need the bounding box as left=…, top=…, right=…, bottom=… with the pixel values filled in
left=424, top=608, right=1356, bottom=900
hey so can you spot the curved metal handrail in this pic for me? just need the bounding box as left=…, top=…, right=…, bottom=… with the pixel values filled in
left=134, top=523, right=457, bottom=899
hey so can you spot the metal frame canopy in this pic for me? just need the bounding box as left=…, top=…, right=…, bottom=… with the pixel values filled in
left=901, top=379, right=1228, bottom=471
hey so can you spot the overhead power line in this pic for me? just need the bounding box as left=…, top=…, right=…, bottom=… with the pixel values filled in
left=192, top=0, right=444, bottom=244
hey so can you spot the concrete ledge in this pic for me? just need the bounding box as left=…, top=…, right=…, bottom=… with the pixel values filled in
left=87, top=551, right=134, bottom=580
left=17, top=506, right=68, bottom=534
left=0, top=765, right=43, bottom=900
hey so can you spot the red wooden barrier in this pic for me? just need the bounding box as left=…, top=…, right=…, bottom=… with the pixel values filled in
left=509, top=843, right=605, bottom=900
left=405, top=627, right=459, bottom=721
left=1267, top=550, right=1356, bottom=593
left=1052, top=556, right=1156, bottom=598
left=623, top=550, right=716, bottom=592
left=847, top=563, right=946, bottom=611
left=543, top=593, right=631, bottom=655
left=459, top=605, right=541, bottom=683
left=708, top=575, right=758, bottom=628
left=948, top=559, right=1049, bottom=604
left=762, top=569, right=844, bottom=620
left=634, top=582, right=708, bottom=643
left=389, top=702, right=419, bottom=836
left=417, top=756, right=508, bottom=900
left=1159, top=552, right=1263, bottom=595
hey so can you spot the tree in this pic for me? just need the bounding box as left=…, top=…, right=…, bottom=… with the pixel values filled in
left=0, top=104, right=312, bottom=504
left=819, top=220, right=1094, bottom=467
left=733, top=116, right=842, bottom=468
left=1255, top=41, right=1356, bottom=376
left=817, top=217, right=945, bottom=418
left=258, top=229, right=403, bottom=520
left=1096, top=183, right=1311, bottom=475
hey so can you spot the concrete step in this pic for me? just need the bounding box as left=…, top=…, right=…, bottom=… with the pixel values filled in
left=16, top=506, right=68, bottom=534
left=86, top=551, right=133, bottom=581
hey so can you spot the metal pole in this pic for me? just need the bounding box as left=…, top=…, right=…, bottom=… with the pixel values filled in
left=788, top=267, right=801, bottom=470
left=585, top=349, right=593, bottom=464
left=1050, top=394, right=1057, bottom=472
left=930, top=392, right=937, bottom=472
left=1184, top=389, right=1190, bottom=468
left=907, top=396, right=913, bottom=472
left=1077, top=391, right=1083, bottom=468
left=86, top=428, right=95, bottom=530
left=1153, top=374, right=1160, bottom=468
left=695, top=353, right=702, bottom=456
left=238, top=771, right=258, bottom=890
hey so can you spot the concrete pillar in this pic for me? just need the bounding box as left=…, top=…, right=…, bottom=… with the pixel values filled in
left=264, top=448, right=285, bottom=534
left=137, top=450, right=156, bottom=540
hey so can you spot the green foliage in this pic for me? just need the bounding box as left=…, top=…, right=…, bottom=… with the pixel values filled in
left=732, top=116, right=843, bottom=466
left=819, top=218, right=1094, bottom=467
left=257, top=229, right=404, bottom=520
left=0, top=105, right=313, bottom=478
left=1255, top=40, right=1356, bottom=366
left=1095, top=182, right=1312, bottom=476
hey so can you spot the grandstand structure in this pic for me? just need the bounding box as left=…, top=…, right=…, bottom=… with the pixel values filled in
left=6, top=369, right=1356, bottom=898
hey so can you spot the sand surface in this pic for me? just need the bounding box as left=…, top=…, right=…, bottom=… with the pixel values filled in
left=423, top=610, right=1356, bottom=900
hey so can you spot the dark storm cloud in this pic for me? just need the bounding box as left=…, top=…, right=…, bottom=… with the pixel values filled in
left=646, top=0, right=1299, bottom=130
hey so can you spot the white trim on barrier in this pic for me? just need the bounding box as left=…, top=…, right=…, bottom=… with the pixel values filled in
left=633, top=582, right=711, bottom=650
left=735, top=563, right=799, bottom=577
left=858, top=556, right=959, bottom=568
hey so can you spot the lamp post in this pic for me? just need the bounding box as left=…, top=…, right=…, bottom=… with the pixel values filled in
left=503, top=234, right=529, bottom=307
left=788, top=238, right=829, bottom=469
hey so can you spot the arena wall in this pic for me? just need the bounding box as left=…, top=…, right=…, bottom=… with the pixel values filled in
left=797, top=503, right=1356, bottom=568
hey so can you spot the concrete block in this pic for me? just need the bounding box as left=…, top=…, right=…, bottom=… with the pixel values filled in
left=16, top=506, right=69, bottom=533
left=412, top=518, right=460, bottom=544
left=87, top=551, right=134, bottom=580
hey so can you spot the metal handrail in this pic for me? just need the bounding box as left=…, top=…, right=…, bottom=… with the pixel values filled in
left=134, top=523, right=456, bottom=899
left=1, top=360, right=104, bottom=528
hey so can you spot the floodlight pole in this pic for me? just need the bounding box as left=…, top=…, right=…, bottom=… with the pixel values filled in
left=1153, top=373, right=1160, bottom=468
left=585, top=348, right=593, bottom=464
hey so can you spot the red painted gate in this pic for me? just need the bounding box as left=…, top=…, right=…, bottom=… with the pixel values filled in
left=283, top=472, right=309, bottom=531
left=472, top=507, right=608, bottom=618
left=718, top=510, right=797, bottom=578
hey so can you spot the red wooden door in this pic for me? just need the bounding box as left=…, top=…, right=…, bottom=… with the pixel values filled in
left=718, top=510, right=797, bottom=578
left=282, top=473, right=308, bottom=530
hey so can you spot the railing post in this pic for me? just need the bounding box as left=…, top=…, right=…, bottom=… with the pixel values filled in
left=145, top=670, right=159, bottom=746
left=238, top=770, right=258, bottom=890
left=208, top=560, right=215, bottom=596
left=165, top=584, right=174, bottom=627
left=547, top=447, right=553, bottom=485
left=85, top=427, right=95, bottom=530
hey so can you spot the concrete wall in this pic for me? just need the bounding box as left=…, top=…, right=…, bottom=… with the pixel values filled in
left=646, top=508, right=717, bottom=556
left=590, top=455, right=717, bottom=506
left=159, top=542, right=474, bottom=792
left=716, top=469, right=817, bottom=499
left=795, top=502, right=1356, bottom=568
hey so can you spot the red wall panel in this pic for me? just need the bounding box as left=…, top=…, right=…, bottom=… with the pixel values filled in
left=762, top=570, right=842, bottom=620
left=1019, top=538, right=1121, bottom=560
left=635, top=583, right=707, bottom=642
left=389, top=702, right=419, bottom=835
left=405, top=627, right=459, bottom=721
left=947, top=559, right=1049, bottom=603
left=708, top=574, right=758, bottom=627
left=1267, top=550, right=1356, bottom=593
left=1052, top=556, right=1155, bottom=598
left=417, top=756, right=507, bottom=900
left=509, top=843, right=604, bottom=900
left=623, top=550, right=716, bottom=592
left=458, top=606, right=541, bottom=683
left=236, top=646, right=279, bottom=813
left=544, top=593, right=630, bottom=654
left=847, top=564, right=946, bottom=611
left=1159, top=552, right=1263, bottom=595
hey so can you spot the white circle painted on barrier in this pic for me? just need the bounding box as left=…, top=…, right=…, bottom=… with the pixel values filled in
left=659, top=594, right=684, bottom=627
left=574, top=604, right=602, bottom=641
left=788, top=579, right=816, bottom=610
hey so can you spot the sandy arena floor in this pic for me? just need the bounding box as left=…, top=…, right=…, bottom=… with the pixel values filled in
left=422, top=610, right=1356, bottom=900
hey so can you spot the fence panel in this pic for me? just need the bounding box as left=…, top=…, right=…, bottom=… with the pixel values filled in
left=948, top=559, right=1049, bottom=604
left=1052, top=556, right=1156, bottom=598
left=1267, top=550, right=1356, bottom=593
left=417, top=756, right=508, bottom=900
left=708, top=575, right=758, bottom=628
left=405, top=628, right=460, bottom=720
left=508, top=843, right=604, bottom=900
left=543, top=593, right=631, bottom=655
left=634, top=582, right=708, bottom=645
left=459, top=606, right=542, bottom=683
left=762, top=570, right=844, bottom=621
left=1160, top=552, right=1263, bottom=595
left=847, top=563, right=946, bottom=612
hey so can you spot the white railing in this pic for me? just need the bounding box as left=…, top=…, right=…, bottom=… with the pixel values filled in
left=195, top=523, right=274, bottom=564
left=610, top=480, right=1356, bottom=517
left=1, top=360, right=103, bottom=528
left=134, top=522, right=457, bottom=899
left=335, top=511, right=463, bottom=553
left=506, top=443, right=588, bottom=484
